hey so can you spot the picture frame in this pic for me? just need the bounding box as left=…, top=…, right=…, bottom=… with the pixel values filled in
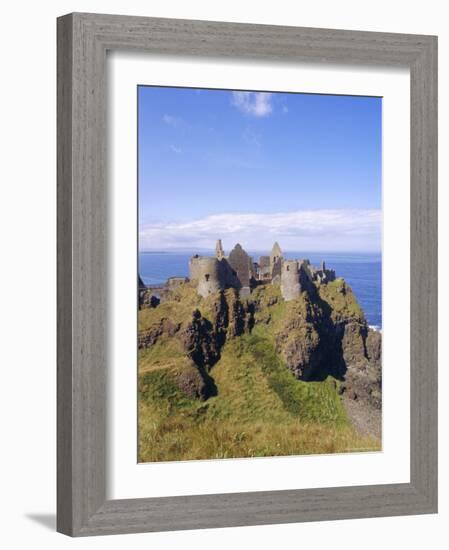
left=57, top=12, right=437, bottom=536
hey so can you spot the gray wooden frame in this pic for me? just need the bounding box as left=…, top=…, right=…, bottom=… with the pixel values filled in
left=57, top=12, right=438, bottom=537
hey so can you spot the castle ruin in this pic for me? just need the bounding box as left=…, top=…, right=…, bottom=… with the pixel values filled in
left=188, top=240, right=336, bottom=300
left=139, top=241, right=336, bottom=306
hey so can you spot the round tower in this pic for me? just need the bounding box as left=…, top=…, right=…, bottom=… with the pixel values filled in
left=190, top=257, right=223, bottom=298
left=188, top=255, right=202, bottom=282
left=280, top=260, right=301, bottom=301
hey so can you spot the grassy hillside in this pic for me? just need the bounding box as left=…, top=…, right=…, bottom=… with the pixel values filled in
left=138, top=282, right=380, bottom=462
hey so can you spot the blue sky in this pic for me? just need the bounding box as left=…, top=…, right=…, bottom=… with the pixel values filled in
left=138, top=86, right=381, bottom=252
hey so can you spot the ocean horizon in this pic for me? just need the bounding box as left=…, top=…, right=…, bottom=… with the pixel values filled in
left=139, top=250, right=382, bottom=329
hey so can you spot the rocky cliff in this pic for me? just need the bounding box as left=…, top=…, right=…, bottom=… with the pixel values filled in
left=138, top=278, right=381, bottom=434
left=138, top=286, right=254, bottom=401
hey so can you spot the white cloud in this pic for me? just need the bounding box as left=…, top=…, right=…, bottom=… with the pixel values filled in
left=139, top=209, right=382, bottom=252
left=162, top=114, right=181, bottom=126
left=169, top=145, right=182, bottom=154
left=231, top=92, right=273, bottom=117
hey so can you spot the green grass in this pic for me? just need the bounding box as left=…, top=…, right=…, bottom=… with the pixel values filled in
left=137, top=279, right=379, bottom=462
left=138, top=328, right=379, bottom=462
left=139, top=283, right=201, bottom=332
left=318, top=278, right=365, bottom=322
left=244, top=331, right=347, bottom=423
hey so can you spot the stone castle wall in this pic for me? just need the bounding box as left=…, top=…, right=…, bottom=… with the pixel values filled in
left=188, top=241, right=336, bottom=301
left=228, top=244, right=253, bottom=296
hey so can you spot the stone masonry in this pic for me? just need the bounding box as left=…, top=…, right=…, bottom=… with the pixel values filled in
left=138, top=240, right=337, bottom=304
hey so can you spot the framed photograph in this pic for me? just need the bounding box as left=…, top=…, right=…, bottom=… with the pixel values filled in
left=57, top=13, right=437, bottom=536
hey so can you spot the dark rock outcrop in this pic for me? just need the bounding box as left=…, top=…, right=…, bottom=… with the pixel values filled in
left=174, top=361, right=217, bottom=401
left=226, top=289, right=247, bottom=338
left=139, top=288, right=160, bottom=310
left=181, top=309, right=221, bottom=370
left=174, top=290, right=253, bottom=399
left=139, top=279, right=382, bottom=421
left=271, top=282, right=381, bottom=411
left=180, top=289, right=251, bottom=370
left=138, top=318, right=180, bottom=349
left=366, top=329, right=382, bottom=366
left=274, top=297, right=325, bottom=380
left=339, top=326, right=382, bottom=410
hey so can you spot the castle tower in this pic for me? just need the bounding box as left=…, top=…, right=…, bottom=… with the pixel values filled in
left=189, top=256, right=223, bottom=298
left=270, top=241, right=283, bottom=281
left=228, top=243, right=253, bottom=296
left=270, top=242, right=283, bottom=268
left=280, top=260, right=301, bottom=301
left=216, top=239, right=225, bottom=260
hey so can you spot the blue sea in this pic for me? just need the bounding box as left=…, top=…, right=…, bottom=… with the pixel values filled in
left=139, top=251, right=382, bottom=329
